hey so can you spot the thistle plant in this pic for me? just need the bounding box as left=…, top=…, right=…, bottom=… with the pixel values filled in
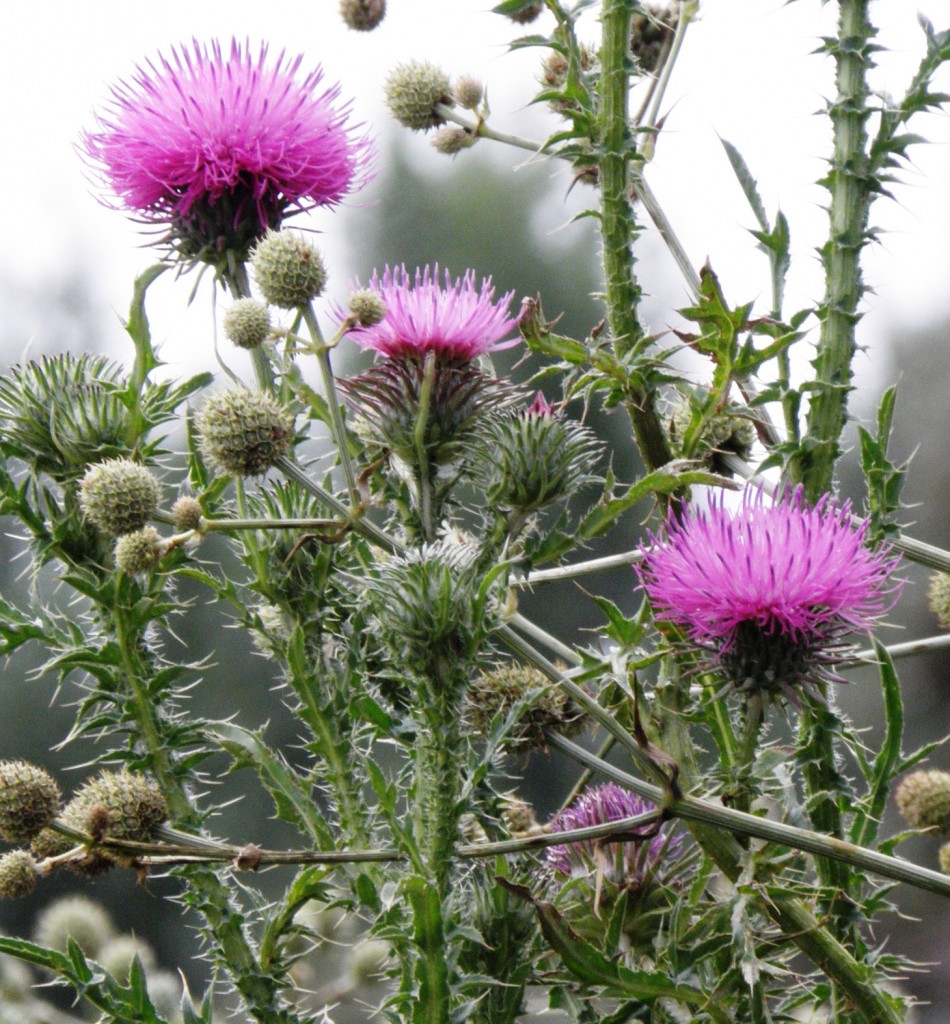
left=2, top=5, right=950, bottom=1024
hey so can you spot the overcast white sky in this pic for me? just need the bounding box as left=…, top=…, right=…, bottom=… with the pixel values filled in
left=1, top=1, right=948, bottom=389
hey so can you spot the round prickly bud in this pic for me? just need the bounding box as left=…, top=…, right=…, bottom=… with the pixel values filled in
left=30, top=826, right=72, bottom=862
left=79, top=459, right=160, bottom=536
left=251, top=230, right=327, bottom=309
left=347, top=288, right=388, bottom=327
left=196, top=389, right=295, bottom=477
left=385, top=61, right=454, bottom=132
left=431, top=126, right=476, bottom=156
left=99, top=934, right=157, bottom=984
left=34, top=895, right=115, bottom=955
left=928, top=573, right=950, bottom=630
left=223, top=298, right=272, bottom=350
left=504, top=0, right=543, bottom=23
left=114, top=527, right=163, bottom=575
left=630, top=6, right=676, bottom=75
left=0, top=851, right=37, bottom=899
left=453, top=74, right=484, bottom=111
left=0, top=761, right=62, bottom=843
left=669, top=398, right=756, bottom=469
left=340, top=0, right=385, bottom=30
left=64, top=769, right=167, bottom=844
left=466, top=664, right=584, bottom=747
left=895, top=770, right=950, bottom=833
left=171, top=495, right=203, bottom=532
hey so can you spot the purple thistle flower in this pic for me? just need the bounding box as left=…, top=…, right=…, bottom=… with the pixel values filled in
left=637, top=486, right=903, bottom=693
left=343, top=265, right=519, bottom=362
left=82, top=39, right=373, bottom=264
left=546, top=784, right=681, bottom=887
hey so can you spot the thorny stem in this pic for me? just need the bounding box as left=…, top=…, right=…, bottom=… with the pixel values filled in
left=301, top=302, right=360, bottom=506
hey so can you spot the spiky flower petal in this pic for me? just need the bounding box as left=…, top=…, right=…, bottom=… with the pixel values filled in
left=82, top=39, right=372, bottom=264
left=546, top=783, right=683, bottom=902
left=637, top=487, right=902, bottom=693
left=344, top=265, right=518, bottom=361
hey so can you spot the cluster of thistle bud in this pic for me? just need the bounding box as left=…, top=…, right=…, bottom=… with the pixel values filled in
left=0, top=760, right=167, bottom=897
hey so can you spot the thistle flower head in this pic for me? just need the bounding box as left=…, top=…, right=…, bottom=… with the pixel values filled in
left=895, top=770, right=950, bottom=834
left=224, top=298, right=272, bottom=350
left=0, top=761, right=62, bottom=843
left=196, top=389, right=296, bottom=477
left=340, top=0, right=386, bottom=31
left=114, top=526, right=164, bottom=575
left=546, top=784, right=682, bottom=889
left=384, top=61, right=454, bottom=132
left=343, top=265, right=519, bottom=362
left=79, top=459, right=161, bottom=536
left=637, top=487, right=902, bottom=694
left=251, top=229, right=327, bottom=308
left=0, top=851, right=38, bottom=900
left=82, top=39, right=372, bottom=265
left=34, top=896, right=115, bottom=955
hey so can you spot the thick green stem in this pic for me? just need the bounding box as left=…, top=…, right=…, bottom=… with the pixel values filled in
left=793, top=0, right=874, bottom=498
left=224, top=257, right=275, bottom=392
left=598, top=0, right=673, bottom=472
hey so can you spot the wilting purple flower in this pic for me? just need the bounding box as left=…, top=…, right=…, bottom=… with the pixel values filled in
left=82, top=39, right=372, bottom=263
left=637, top=486, right=902, bottom=693
left=343, top=265, right=519, bottom=361
left=546, top=784, right=681, bottom=886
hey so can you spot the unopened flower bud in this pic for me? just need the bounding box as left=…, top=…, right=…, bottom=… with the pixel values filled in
left=0, top=851, right=37, bottom=899
left=895, top=770, right=950, bottom=834
left=252, top=230, right=327, bottom=309
left=340, top=0, right=386, bottom=30
left=467, top=664, right=584, bottom=747
left=62, top=769, right=167, bottom=845
left=224, top=298, right=272, bottom=350
left=171, top=495, right=203, bottom=532
left=197, top=389, right=295, bottom=477
left=349, top=939, right=390, bottom=984
left=0, top=761, right=62, bottom=843
left=34, top=895, right=115, bottom=955
left=348, top=289, right=388, bottom=327
left=500, top=795, right=541, bottom=836
left=431, top=126, right=476, bottom=156
left=630, top=5, right=677, bottom=75
left=941, top=842, right=950, bottom=875
left=669, top=398, right=756, bottom=470
left=114, top=526, right=163, bottom=575
left=79, top=459, right=160, bottom=536
left=453, top=75, right=484, bottom=110
left=928, top=573, right=950, bottom=630
left=385, top=61, right=454, bottom=131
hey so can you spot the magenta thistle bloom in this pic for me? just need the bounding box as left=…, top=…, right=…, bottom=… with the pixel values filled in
left=637, top=486, right=902, bottom=693
left=546, top=784, right=681, bottom=887
left=343, top=265, right=519, bottom=362
left=82, top=39, right=373, bottom=264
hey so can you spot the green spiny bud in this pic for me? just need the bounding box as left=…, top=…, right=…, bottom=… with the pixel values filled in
left=340, top=0, right=386, bottom=30
left=347, top=288, right=388, bottom=327
left=431, top=126, right=477, bottom=156
left=197, top=389, right=295, bottom=477
left=79, top=458, right=160, bottom=536
left=467, top=664, right=585, bottom=747
left=98, top=934, right=157, bottom=984
left=171, top=495, right=203, bottom=532
left=0, top=851, right=37, bottom=899
left=0, top=761, right=62, bottom=843
left=669, top=396, right=756, bottom=471
left=223, top=298, right=272, bottom=349
left=385, top=61, right=454, bottom=131
left=928, top=573, right=950, bottom=630
left=63, top=769, right=167, bottom=845
left=503, top=0, right=543, bottom=24
left=895, top=769, right=950, bottom=833
left=251, top=230, right=327, bottom=309
left=452, top=75, right=484, bottom=111
left=34, top=895, right=115, bottom=955
left=475, top=395, right=603, bottom=516
left=115, top=527, right=164, bottom=575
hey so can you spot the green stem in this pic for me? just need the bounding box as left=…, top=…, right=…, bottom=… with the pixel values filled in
left=599, top=0, right=673, bottom=472
left=413, top=351, right=439, bottom=542
left=224, top=256, right=275, bottom=392
left=793, top=0, right=874, bottom=499
left=301, top=303, right=360, bottom=506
